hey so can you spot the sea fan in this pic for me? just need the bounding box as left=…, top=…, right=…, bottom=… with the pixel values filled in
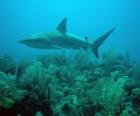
left=0, top=72, right=26, bottom=108
left=101, top=76, right=128, bottom=115
left=19, top=61, right=57, bottom=98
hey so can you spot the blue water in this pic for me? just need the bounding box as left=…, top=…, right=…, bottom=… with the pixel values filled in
left=0, top=0, right=140, bottom=60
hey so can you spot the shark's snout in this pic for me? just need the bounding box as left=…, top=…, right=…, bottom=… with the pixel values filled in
left=19, top=39, right=28, bottom=44
left=19, top=38, right=52, bottom=49
left=19, top=39, right=37, bottom=48
left=19, top=39, right=35, bottom=45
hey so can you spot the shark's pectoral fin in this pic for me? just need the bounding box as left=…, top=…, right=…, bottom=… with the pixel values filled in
left=56, top=18, right=67, bottom=33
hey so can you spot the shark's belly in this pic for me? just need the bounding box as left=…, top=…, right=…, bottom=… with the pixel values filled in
left=50, top=34, right=90, bottom=49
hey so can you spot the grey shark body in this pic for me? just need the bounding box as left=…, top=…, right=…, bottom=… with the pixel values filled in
left=19, top=18, right=115, bottom=58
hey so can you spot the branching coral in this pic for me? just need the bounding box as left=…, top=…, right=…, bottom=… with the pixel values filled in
left=19, top=61, right=57, bottom=99
left=17, top=61, right=55, bottom=115
left=0, top=54, right=16, bottom=73
left=37, top=52, right=68, bottom=68
left=0, top=72, right=26, bottom=108
left=71, top=49, right=98, bottom=71
left=101, top=76, right=128, bottom=115
left=84, top=76, right=128, bottom=116
left=0, top=50, right=138, bottom=116
left=102, top=50, right=132, bottom=76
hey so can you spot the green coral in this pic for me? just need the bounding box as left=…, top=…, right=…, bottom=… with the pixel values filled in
left=0, top=54, right=16, bottom=72
left=102, top=76, right=128, bottom=115
left=0, top=96, right=15, bottom=108
left=19, top=61, right=57, bottom=99
left=0, top=72, right=26, bottom=108
left=72, top=49, right=98, bottom=71
left=37, top=52, right=68, bottom=67
left=0, top=50, right=138, bottom=115
left=84, top=75, right=128, bottom=115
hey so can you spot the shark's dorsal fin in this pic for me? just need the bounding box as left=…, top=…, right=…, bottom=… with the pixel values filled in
left=56, top=18, right=67, bottom=33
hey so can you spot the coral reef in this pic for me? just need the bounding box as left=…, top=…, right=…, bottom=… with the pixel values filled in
left=0, top=49, right=140, bottom=116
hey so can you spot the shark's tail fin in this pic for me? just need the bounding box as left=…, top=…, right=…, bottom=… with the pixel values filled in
left=91, top=28, right=115, bottom=58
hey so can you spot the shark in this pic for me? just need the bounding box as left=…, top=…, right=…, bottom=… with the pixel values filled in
left=19, top=18, right=115, bottom=58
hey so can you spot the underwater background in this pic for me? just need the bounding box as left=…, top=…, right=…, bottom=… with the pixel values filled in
left=0, top=0, right=140, bottom=116
left=0, top=0, right=140, bottom=60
